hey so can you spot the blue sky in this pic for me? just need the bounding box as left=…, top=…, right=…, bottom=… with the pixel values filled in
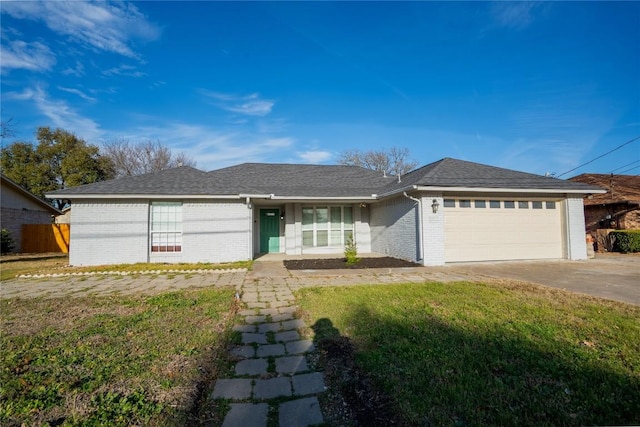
left=1, top=1, right=639, bottom=177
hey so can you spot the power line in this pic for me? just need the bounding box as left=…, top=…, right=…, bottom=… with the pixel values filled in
left=556, top=135, right=640, bottom=178
left=610, top=159, right=640, bottom=173
left=617, top=165, right=640, bottom=174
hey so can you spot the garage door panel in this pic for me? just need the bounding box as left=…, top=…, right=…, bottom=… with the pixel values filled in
left=444, top=201, right=563, bottom=262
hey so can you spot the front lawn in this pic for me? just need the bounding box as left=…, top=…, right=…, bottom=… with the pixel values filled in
left=297, top=281, right=640, bottom=426
left=1, top=287, right=237, bottom=426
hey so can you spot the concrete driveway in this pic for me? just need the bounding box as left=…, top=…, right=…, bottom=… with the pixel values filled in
left=441, top=253, right=639, bottom=305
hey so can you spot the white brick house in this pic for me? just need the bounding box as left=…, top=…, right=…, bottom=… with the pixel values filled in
left=47, top=158, right=604, bottom=266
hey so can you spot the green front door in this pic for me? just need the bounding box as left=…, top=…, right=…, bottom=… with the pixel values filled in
left=260, top=209, right=280, bottom=253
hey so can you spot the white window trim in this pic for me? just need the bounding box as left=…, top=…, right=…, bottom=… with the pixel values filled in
left=150, top=201, right=183, bottom=253
left=302, top=205, right=354, bottom=248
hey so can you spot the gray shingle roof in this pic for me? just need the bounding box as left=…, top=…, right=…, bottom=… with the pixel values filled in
left=46, top=158, right=602, bottom=199
left=206, top=163, right=393, bottom=197
left=384, top=158, right=603, bottom=193
left=46, top=166, right=219, bottom=196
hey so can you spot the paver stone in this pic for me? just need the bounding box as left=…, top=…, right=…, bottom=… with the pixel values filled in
left=212, top=378, right=252, bottom=399
left=236, top=358, right=268, bottom=376
left=253, top=377, right=292, bottom=399
left=222, top=403, right=268, bottom=427
left=279, top=397, right=324, bottom=427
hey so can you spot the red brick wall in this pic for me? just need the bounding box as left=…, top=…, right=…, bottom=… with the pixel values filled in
left=583, top=204, right=640, bottom=232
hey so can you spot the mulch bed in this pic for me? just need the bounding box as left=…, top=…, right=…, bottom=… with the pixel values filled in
left=283, top=256, right=420, bottom=270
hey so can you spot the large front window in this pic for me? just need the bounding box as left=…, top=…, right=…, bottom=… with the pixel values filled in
left=302, top=206, right=353, bottom=247
left=150, top=202, right=182, bottom=252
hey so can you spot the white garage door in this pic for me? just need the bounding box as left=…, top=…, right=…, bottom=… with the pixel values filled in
left=444, top=199, right=564, bottom=262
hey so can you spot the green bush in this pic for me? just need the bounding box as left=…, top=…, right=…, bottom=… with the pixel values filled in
left=1, top=229, right=14, bottom=254
left=344, top=233, right=360, bottom=265
left=611, top=230, right=640, bottom=253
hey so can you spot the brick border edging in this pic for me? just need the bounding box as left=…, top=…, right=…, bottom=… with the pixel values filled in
left=17, top=268, right=247, bottom=278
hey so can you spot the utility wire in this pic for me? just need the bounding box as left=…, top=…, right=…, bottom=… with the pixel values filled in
left=610, top=159, right=640, bottom=173
left=617, top=165, right=640, bottom=174
left=556, top=135, right=640, bottom=178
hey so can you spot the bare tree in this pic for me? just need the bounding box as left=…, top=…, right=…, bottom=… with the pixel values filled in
left=337, top=146, right=418, bottom=176
left=1, top=116, right=15, bottom=139
left=103, top=139, right=196, bottom=177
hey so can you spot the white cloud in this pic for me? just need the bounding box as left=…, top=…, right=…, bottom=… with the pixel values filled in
left=7, top=86, right=101, bottom=139
left=102, top=64, right=146, bottom=78
left=122, top=121, right=296, bottom=170
left=1, top=1, right=160, bottom=58
left=296, top=150, right=332, bottom=164
left=58, top=86, right=97, bottom=103
left=202, top=91, right=275, bottom=117
left=61, top=60, right=85, bottom=77
left=0, top=39, right=55, bottom=73
left=490, top=2, right=539, bottom=30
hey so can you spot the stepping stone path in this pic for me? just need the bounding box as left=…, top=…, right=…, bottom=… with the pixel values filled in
left=212, top=282, right=325, bottom=426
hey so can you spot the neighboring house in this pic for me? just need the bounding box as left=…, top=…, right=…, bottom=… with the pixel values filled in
left=1, top=174, right=61, bottom=253
left=46, top=158, right=603, bottom=266
left=55, top=206, right=71, bottom=224
left=569, top=174, right=640, bottom=232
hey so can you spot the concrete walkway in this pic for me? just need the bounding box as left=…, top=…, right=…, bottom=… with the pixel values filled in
left=212, top=277, right=326, bottom=427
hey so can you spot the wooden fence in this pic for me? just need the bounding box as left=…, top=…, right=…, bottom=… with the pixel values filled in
left=21, top=224, right=70, bottom=253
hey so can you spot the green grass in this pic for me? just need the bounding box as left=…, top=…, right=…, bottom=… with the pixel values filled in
left=0, top=254, right=69, bottom=281
left=296, top=281, right=640, bottom=426
left=1, top=287, right=237, bottom=426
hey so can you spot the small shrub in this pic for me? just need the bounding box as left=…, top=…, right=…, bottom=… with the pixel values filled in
left=344, top=233, right=360, bottom=265
left=611, top=230, right=640, bottom=253
left=1, top=229, right=14, bottom=254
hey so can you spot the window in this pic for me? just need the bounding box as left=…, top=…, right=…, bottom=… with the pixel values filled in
left=150, top=202, right=182, bottom=252
left=518, top=201, right=529, bottom=209
left=490, top=200, right=501, bottom=208
left=302, top=206, right=353, bottom=247
left=474, top=200, right=486, bottom=208
left=459, top=200, right=471, bottom=208
left=532, top=201, right=543, bottom=209
left=504, top=201, right=515, bottom=209
left=546, top=201, right=557, bottom=209
left=443, top=199, right=455, bottom=208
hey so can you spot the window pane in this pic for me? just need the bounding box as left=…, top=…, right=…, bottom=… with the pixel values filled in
left=443, top=199, right=455, bottom=208
left=490, top=200, right=501, bottom=208
left=532, top=201, right=543, bottom=209
left=331, top=207, right=341, bottom=229
left=316, top=207, right=328, bottom=229
left=302, top=208, right=314, bottom=229
left=518, top=201, right=529, bottom=209
left=475, top=200, right=486, bottom=208
left=460, top=200, right=471, bottom=208
left=302, top=230, right=313, bottom=246
left=317, top=230, right=328, bottom=246
left=344, top=207, right=353, bottom=225
left=150, top=203, right=182, bottom=251
left=344, top=231, right=354, bottom=244
left=546, top=201, right=556, bottom=209
left=504, top=201, right=515, bottom=209
left=331, top=230, right=341, bottom=245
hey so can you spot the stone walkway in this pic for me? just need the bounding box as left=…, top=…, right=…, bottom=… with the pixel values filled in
left=211, top=279, right=326, bottom=426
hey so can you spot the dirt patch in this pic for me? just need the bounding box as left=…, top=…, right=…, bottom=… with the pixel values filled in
left=316, top=335, right=408, bottom=426
left=284, top=257, right=420, bottom=270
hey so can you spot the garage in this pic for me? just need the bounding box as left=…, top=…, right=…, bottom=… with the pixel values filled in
left=444, top=198, right=564, bottom=262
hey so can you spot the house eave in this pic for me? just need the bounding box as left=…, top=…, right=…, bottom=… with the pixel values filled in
left=269, top=195, right=378, bottom=201
left=3, top=175, right=62, bottom=214
left=378, top=185, right=606, bottom=197
left=44, top=193, right=244, bottom=200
